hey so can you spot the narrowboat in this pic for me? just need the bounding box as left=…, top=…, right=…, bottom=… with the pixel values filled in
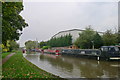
left=43, top=46, right=120, bottom=61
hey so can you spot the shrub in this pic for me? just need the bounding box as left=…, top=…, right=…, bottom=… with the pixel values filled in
left=42, top=46, right=51, bottom=49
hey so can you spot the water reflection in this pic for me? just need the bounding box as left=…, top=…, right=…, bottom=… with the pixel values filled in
left=24, top=53, right=120, bottom=78
left=40, top=54, right=73, bottom=73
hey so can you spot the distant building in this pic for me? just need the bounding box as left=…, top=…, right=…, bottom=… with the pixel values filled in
left=52, top=29, right=103, bottom=43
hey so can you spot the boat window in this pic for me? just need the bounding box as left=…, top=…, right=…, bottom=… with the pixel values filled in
left=109, top=47, right=115, bottom=51
left=101, top=47, right=108, bottom=51
left=81, top=51, right=85, bottom=54
left=114, top=47, right=119, bottom=51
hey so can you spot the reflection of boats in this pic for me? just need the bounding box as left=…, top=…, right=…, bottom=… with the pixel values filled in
left=110, top=64, right=120, bottom=67
left=39, top=54, right=73, bottom=72
left=44, top=54, right=60, bottom=59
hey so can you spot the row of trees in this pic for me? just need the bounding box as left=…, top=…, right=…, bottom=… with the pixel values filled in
left=25, top=34, right=72, bottom=49
left=2, top=2, right=28, bottom=52
left=74, top=27, right=119, bottom=49
left=47, top=34, right=72, bottom=47
left=25, top=27, right=119, bottom=49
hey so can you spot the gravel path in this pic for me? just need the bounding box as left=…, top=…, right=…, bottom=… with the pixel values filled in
left=2, top=53, right=15, bottom=64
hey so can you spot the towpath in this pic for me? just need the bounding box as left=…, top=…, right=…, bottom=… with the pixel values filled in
left=2, top=53, right=15, bottom=64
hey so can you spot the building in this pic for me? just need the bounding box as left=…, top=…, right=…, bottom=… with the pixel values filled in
left=52, top=29, right=103, bottom=43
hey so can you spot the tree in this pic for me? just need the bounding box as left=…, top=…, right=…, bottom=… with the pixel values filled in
left=68, top=33, right=72, bottom=46
left=102, top=30, right=118, bottom=46
left=74, top=27, right=95, bottom=49
left=92, top=32, right=103, bottom=48
left=47, top=34, right=72, bottom=47
left=25, top=40, right=38, bottom=50
left=39, top=41, right=47, bottom=48
left=118, top=28, right=120, bottom=44
left=2, top=2, right=28, bottom=46
left=9, top=40, right=19, bottom=51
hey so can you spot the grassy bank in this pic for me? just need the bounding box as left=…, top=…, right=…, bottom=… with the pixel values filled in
left=2, top=52, right=12, bottom=59
left=2, top=51, right=64, bottom=79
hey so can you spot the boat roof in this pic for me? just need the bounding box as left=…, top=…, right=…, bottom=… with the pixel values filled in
left=101, top=46, right=117, bottom=48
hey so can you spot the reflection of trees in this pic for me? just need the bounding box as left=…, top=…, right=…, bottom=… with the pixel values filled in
left=98, top=61, right=119, bottom=78
left=26, top=51, right=37, bottom=54
left=39, top=54, right=119, bottom=78
left=76, top=59, right=119, bottom=78
left=39, top=54, right=73, bottom=72
left=57, top=55, right=119, bottom=78
left=25, top=54, right=39, bottom=60
left=39, top=54, right=47, bottom=61
left=77, top=60, right=103, bottom=78
left=58, top=56, right=103, bottom=78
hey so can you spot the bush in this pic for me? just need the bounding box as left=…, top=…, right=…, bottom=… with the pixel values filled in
left=42, top=46, right=51, bottom=49
left=2, top=48, right=8, bottom=52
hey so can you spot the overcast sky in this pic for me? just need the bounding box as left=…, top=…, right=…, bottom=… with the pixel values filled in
left=18, top=0, right=118, bottom=47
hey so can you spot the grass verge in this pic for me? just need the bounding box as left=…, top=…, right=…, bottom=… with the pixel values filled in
left=2, top=52, right=12, bottom=59
left=2, top=51, right=65, bottom=80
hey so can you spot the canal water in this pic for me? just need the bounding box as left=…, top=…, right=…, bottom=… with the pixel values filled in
left=23, top=53, right=120, bottom=78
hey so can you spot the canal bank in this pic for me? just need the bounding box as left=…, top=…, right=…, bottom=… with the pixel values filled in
left=2, top=51, right=65, bottom=79
left=24, top=53, right=120, bottom=78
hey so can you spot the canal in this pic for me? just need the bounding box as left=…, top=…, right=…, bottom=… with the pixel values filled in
left=23, top=53, right=120, bottom=78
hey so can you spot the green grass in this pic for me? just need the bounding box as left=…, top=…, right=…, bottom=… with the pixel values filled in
left=2, top=52, right=12, bottom=59
left=2, top=51, right=65, bottom=79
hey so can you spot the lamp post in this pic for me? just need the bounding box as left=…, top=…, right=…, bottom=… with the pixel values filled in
left=35, top=38, right=38, bottom=53
left=91, top=41, right=94, bottom=49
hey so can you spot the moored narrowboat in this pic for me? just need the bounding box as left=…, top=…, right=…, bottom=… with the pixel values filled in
left=61, top=46, right=120, bottom=61
left=43, top=46, right=120, bottom=61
